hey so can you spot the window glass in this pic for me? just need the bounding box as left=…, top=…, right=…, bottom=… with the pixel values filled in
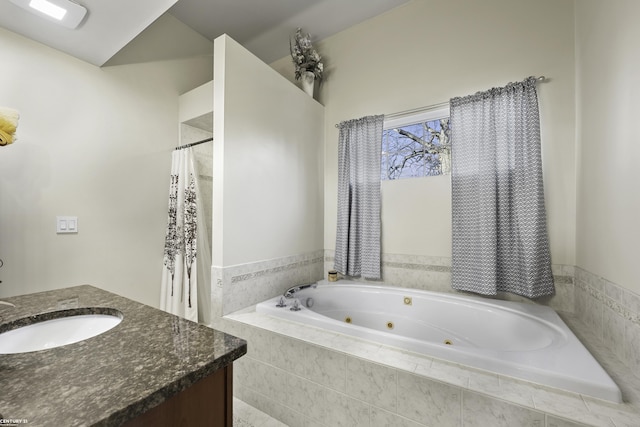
left=381, top=110, right=450, bottom=180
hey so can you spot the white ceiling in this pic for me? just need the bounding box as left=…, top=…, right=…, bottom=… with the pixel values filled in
left=0, top=0, right=410, bottom=66
left=0, top=0, right=179, bottom=66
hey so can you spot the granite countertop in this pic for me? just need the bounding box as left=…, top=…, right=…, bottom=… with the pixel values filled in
left=0, top=285, right=247, bottom=426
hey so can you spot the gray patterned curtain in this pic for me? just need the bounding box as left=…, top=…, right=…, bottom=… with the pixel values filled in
left=334, top=115, right=384, bottom=279
left=450, top=77, right=554, bottom=298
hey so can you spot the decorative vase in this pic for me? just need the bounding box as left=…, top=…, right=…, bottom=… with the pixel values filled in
left=301, top=71, right=315, bottom=97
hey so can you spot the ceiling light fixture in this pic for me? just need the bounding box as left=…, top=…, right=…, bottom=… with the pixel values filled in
left=10, top=0, right=87, bottom=29
left=30, top=0, right=67, bottom=20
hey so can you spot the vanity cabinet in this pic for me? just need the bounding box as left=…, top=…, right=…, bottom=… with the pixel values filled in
left=125, top=365, right=233, bottom=427
left=0, top=286, right=246, bottom=427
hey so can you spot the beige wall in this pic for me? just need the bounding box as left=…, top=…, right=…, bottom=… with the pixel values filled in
left=0, top=27, right=211, bottom=306
left=179, top=81, right=214, bottom=124
left=213, top=35, right=324, bottom=268
left=575, top=0, right=640, bottom=295
left=272, top=0, right=576, bottom=266
left=7, top=0, right=631, bottom=311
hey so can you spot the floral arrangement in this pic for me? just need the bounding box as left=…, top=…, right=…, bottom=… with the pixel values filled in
left=290, top=28, right=323, bottom=82
left=0, top=107, right=19, bottom=147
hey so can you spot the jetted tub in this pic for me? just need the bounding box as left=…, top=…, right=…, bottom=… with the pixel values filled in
left=256, top=280, right=622, bottom=403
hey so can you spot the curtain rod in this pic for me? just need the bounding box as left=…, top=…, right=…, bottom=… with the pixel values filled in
left=174, top=137, right=213, bottom=150
left=384, top=101, right=450, bottom=121
left=334, top=101, right=450, bottom=128
left=335, top=76, right=547, bottom=128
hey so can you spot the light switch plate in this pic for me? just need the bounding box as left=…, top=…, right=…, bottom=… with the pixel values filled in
left=57, top=216, right=78, bottom=234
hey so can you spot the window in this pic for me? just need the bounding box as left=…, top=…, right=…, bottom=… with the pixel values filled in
left=381, top=107, right=450, bottom=180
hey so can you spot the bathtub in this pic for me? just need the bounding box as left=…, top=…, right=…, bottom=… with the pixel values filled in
left=256, top=280, right=622, bottom=403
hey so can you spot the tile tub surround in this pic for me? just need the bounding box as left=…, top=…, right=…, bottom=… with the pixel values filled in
left=214, top=249, right=572, bottom=319
left=574, top=267, right=640, bottom=384
left=0, top=285, right=247, bottom=426
left=212, top=250, right=324, bottom=317
left=323, top=250, right=577, bottom=314
left=219, top=310, right=640, bottom=427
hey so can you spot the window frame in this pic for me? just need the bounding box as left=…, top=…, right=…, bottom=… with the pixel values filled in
left=383, top=105, right=450, bottom=130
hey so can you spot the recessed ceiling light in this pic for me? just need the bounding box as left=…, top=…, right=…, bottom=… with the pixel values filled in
left=10, top=0, right=87, bottom=29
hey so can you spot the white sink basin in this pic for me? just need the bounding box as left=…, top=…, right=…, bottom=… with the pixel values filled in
left=0, top=311, right=122, bottom=354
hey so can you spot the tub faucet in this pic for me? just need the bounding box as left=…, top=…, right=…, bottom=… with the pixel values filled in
left=283, top=282, right=317, bottom=298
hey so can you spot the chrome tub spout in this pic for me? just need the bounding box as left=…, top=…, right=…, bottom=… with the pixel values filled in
left=283, top=282, right=317, bottom=298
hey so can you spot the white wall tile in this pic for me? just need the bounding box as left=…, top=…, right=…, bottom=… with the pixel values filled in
left=373, top=346, right=426, bottom=372
left=491, top=376, right=537, bottom=407
left=624, top=289, right=640, bottom=315
left=549, top=280, right=575, bottom=314
left=322, top=389, right=370, bottom=427
left=243, top=325, right=272, bottom=363
left=463, top=390, right=545, bottom=427
left=305, top=419, right=326, bottom=427
left=546, top=416, right=592, bottom=427
left=283, top=374, right=326, bottom=421
left=305, top=343, right=347, bottom=391
left=397, top=371, right=462, bottom=426
left=269, top=334, right=307, bottom=377
left=371, top=407, right=425, bottom=427
left=346, top=357, right=398, bottom=412
left=624, top=319, right=640, bottom=379
left=415, top=359, right=470, bottom=388
left=604, top=280, right=624, bottom=304
left=603, top=305, right=625, bottom=360
left=583, top=395, right=640, bottom=427
left=531, top=387, right=611, bottom=427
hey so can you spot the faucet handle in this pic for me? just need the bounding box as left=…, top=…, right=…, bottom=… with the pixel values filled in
left=276, top=296, right=287, bottom=308
left=290, top=299, right=301, bottom=311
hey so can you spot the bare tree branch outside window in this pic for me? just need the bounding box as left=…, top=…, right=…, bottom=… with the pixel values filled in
left=381, top=117, right=450, bottom=180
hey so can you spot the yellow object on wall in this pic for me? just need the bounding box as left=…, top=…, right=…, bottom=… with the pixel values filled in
left=0, top=107, right=20, bottom=146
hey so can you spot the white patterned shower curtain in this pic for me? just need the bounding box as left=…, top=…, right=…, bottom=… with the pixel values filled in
left=161, top=147, right=200, bottom=321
